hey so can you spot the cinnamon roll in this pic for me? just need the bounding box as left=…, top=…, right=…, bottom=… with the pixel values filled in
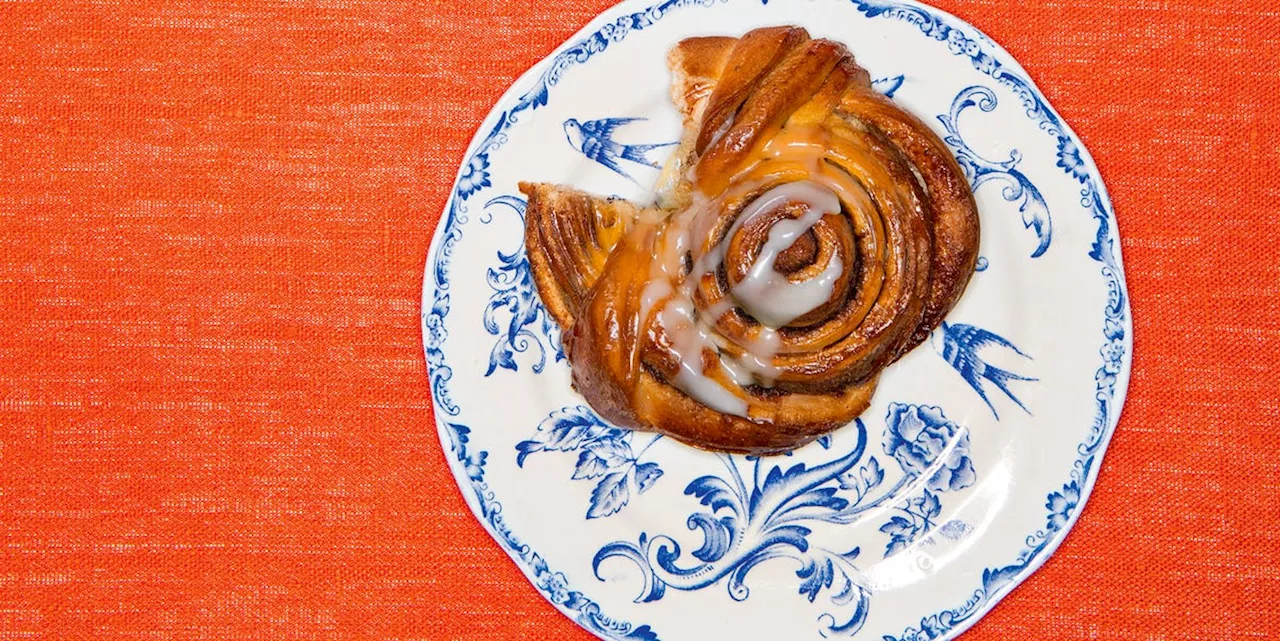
left=520, top=26, right=980, bottom=454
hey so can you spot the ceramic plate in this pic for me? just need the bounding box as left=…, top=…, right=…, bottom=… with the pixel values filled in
left=422, top=0, right=1131, bottom=638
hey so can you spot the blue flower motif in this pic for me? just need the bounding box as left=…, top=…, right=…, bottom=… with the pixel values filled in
left=457, top=152, right=492, bottom=199
left=1057, top=137, right=1088, bottom=183
left=1095, top=368, right=1116, bottom=391
left=1045, top=481, right=1081, bottom=530
left=921, top=614, right=947, bottom=638
left=423, top=311, right=447, bottom=366
left=461, top=450, right=487, bottom=483
left=884, top=403, right=976, bottom=492
left=541, top=570, right=573, bottom=605
left=1101, top=337, right=1125, bottom=374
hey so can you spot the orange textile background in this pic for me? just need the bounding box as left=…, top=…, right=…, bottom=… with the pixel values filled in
left=0, top=0, right=1277, bottom=639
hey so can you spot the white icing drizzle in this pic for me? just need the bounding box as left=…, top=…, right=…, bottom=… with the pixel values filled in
left=658, top=296, right=749, bottom=417
left=724, top=326, right=781, bottom=388
left=637, top=180, right=844, bottom=416
left=730, top=182, right=843, bottom=328
left=638, top=276, right=672, bottom=327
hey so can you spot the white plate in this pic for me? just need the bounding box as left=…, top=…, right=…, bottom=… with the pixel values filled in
left=421, top=1, right=1132, bottom=639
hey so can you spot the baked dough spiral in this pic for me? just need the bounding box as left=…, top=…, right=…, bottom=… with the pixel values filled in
left=521, top=26, right=979, bottom=454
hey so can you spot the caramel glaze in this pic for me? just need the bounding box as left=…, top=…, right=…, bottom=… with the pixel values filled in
left=519, top=26, right=980, bottom=454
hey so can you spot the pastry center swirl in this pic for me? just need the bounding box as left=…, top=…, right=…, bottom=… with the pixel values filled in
left=642, top=179, right=861, bottom=417
left=726, top=181, right=844, bottom=328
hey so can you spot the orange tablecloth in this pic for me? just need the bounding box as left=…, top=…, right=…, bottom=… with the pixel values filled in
left=1, top=1, right=1276, bottom=638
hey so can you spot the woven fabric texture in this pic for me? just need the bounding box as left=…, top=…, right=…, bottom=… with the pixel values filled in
left=0, top=0, right=1277, bottom=639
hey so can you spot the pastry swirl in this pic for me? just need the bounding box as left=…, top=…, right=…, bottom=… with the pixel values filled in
left=521, top=26, right=979, bottom=454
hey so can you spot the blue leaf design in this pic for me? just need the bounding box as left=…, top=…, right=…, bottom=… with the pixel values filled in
left=685, top=475, right=741, bottom=514
left=562, top=591, right=590, bottom=611
left=588, top=471, right=631, bottom=519
left=981, top=564, right=1022, bottom=595
left=513, top=406, right=660, bottom=520
left=759, top=460, right=809, bottom=496
left=769, top=525, right=813, bottom=551
left=838, top=457, right=884, bottom=496
left=623, top=625, right=660, bottom=641
left=920, top=490, right=942, bottom=519
left=514, top=440, right=541, bottom=469
left=688, top=513, right=734, bottom=563
left=635, top=462, right=663, bottom=493
left=463, top=451, right=488, bottom=483
left=573, top=449, right=610, bottom=480
left=586, top=437, right=633, bottom=468
left=796, top=557, right=836, bottom=602
left=1088, top=189, right=1113, bottom=263
left=762, top=463, right=787, bottom=492
left=880, top=515, right=913, bottom=537
left=885, top=536, right=910, bottom=557
left=921, top=614, right=946, bottom=637
left=489, top=346, right=518, bottom=373
left=529, top=406, right=619, bottom=455
left=820, top=582, right=871, bottom=635
left=866, top=458, right=884, bottom=485
left=444, top=422, right=470, bottom=451
left=782, top=486, right=849, bottom=514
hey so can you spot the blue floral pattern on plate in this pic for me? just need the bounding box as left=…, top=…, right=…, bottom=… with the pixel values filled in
left=480, top=196, right=563, bottom=376
left=938, top=85, right=1053, bottom=258
left=589, top=403, right=976, bottom=637
left=516, top=406, right=666, bottom=519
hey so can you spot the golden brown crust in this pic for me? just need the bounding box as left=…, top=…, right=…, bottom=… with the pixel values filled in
left=519, top=181, right=646, bottom=329
left=560, top=225, right=657, bottom=430
left=667, top=36, right=736, bottom=124
left=520, top=27, right=981, bottom=454
left=693, top=26, right=808, bottom=155
left=628, top=372, right=878, bottom=453
left=835, top=91, right=981, bottom=354
left=694, top=38, right=845, bottom=196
